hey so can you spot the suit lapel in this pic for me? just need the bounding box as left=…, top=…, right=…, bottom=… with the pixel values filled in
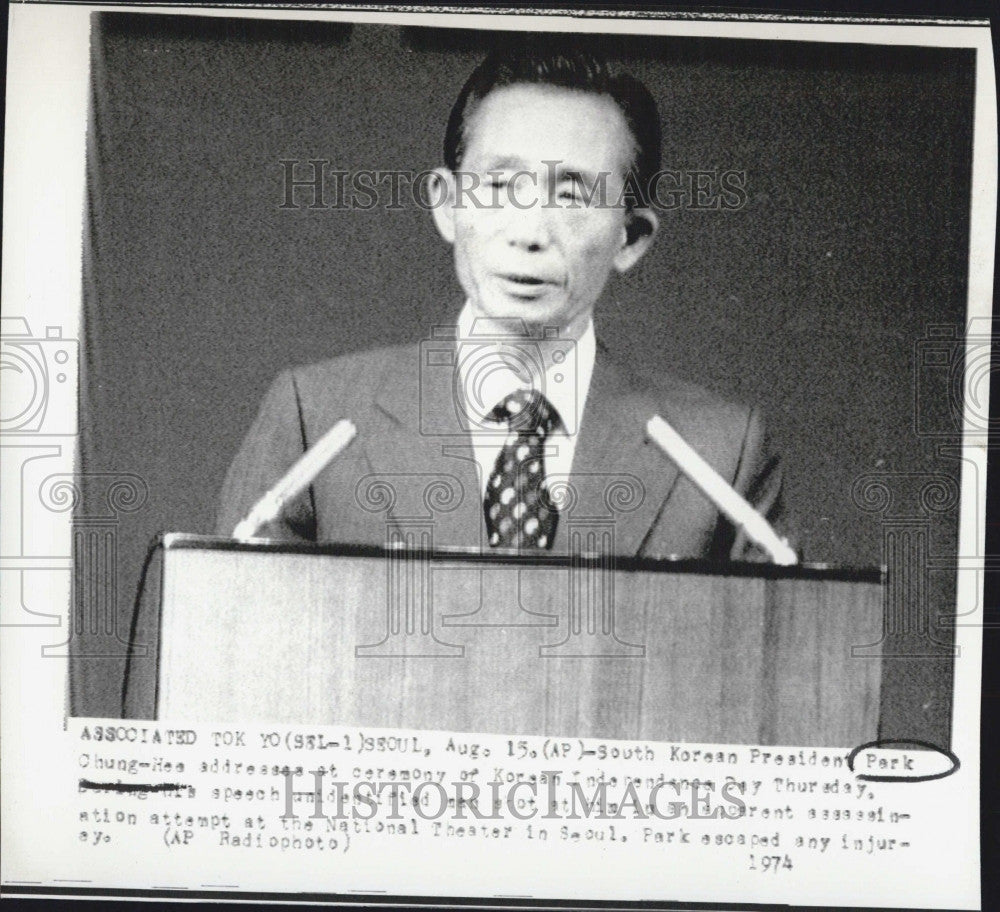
left=563, top=344, right=681, bottom=556
left=364, top=335, right=681, bottom=556
left=368, top=340, right=484, bottom=549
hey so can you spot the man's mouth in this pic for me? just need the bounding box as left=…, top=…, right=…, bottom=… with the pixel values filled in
left=496, top=274, right=556, bottom=297
left=506, top=273, right=544, bottom=284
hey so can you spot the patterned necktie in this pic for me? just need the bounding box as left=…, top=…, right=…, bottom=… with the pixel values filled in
left=483, top=389, right=561, bottom=550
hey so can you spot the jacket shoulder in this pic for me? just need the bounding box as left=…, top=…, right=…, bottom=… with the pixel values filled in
left=285, top=342, right=418, bottom=404
left=291, top=342, right=416, bottom=383
left=635, top=366, right=754, bottom=434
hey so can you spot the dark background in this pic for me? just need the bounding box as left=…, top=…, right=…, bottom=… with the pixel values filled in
left=74, top=12, right=975, bottom=742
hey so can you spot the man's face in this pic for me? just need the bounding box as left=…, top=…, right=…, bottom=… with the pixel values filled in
left=432, top=83, right=658, bottom=337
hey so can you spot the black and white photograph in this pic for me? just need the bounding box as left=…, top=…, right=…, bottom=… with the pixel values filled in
left=75, top=11, right=973, bottom=744
left=0, top=3, right=993, bottom=909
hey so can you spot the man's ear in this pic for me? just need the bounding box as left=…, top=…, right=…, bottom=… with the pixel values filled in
left=428, top=167, right=457, bottom=244
left=613, top=207, right=659, bottom=273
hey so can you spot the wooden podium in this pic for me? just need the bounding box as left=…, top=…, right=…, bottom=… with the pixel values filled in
left=123, top=534, right=884, bottom=746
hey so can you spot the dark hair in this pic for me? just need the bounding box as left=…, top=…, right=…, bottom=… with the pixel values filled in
left=444, top=39, right=661, bottom=207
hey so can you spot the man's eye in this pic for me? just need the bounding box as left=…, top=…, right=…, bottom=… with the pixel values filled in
left=487, top=176, right=508, bottom=189
left=558, top=186, right=583, bottom=202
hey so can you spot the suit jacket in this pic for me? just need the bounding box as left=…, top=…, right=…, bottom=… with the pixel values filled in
left=215, top=339, right=787, bottom=560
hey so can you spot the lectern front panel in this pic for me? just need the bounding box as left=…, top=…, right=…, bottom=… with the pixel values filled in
left=135, top=538, right=883, bottom=746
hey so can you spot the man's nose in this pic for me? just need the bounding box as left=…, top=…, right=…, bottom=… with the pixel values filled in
left=503, top=186, right=552, bottom=251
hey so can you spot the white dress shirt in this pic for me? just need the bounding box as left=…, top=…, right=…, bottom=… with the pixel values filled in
left=454, top=303, right=596, bottom=504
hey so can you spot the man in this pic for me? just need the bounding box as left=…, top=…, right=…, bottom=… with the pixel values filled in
left=215, top=41, right=786, bottom=559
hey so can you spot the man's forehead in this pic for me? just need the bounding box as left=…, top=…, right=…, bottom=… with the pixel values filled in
left=460, top=82, right=635, bottom=173
left=481, top=154, right=605, bottom=179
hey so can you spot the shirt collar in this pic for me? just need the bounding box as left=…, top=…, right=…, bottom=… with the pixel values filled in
left=455, top=302, right=596, bottom=434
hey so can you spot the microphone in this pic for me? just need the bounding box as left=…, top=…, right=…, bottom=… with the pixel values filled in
left=233, top=418, right=357, bottom=540
left=646, top=414, right=797, bottom=566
